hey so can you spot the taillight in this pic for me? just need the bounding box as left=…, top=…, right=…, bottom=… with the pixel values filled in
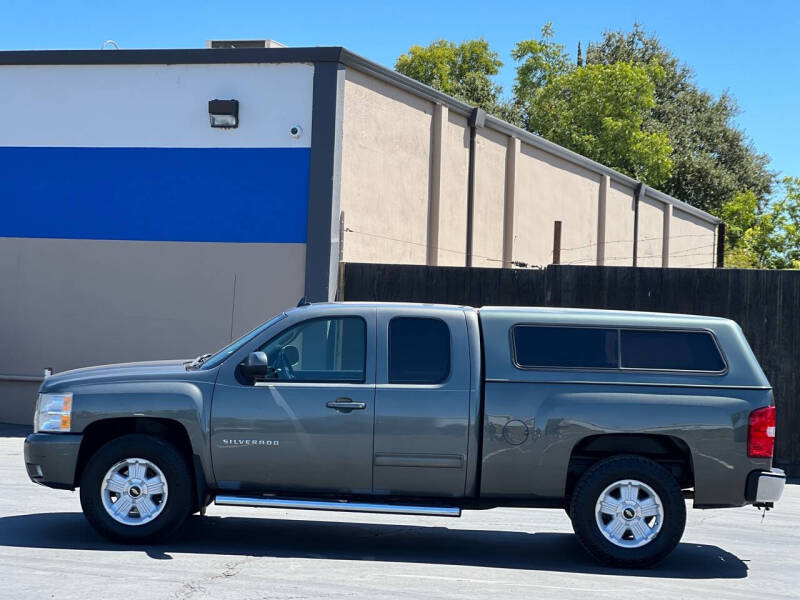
left=748, top=406, right=776, bottom=458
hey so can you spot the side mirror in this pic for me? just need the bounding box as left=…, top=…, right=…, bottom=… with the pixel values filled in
left=240, top=351, right=269, bottom=380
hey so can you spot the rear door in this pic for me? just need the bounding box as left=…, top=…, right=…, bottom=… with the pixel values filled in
left=372, top=307, right=472, bottom=497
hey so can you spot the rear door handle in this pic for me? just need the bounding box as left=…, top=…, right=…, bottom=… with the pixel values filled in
left=326, top=398, right=367, bottom=411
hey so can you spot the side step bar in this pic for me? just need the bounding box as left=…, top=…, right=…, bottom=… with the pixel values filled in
left=214, top=495, right=461, bottom=517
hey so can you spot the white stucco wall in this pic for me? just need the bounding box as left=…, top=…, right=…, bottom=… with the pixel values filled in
left=513, top=144, right=601, bottom=267
left=336, top=66, right=720, bottom=272
left=670, top=209, right=717, bottom=267
left=472, top=128, right=507, bottom=267
left=437, top=112, right=470, bottom=266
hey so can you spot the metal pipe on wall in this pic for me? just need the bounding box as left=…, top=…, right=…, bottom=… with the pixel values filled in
left=465, top=108, right=485, bottom=267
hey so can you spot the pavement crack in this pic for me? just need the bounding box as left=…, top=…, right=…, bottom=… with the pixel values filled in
left=173, top=556, right=252, bottom=599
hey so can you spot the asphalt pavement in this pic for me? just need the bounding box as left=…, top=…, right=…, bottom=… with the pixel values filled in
left=1, top=424, right=797, bottom=599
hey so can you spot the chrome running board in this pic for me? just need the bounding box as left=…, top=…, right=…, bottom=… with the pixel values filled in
left=214, top=495, right=461, bottom=517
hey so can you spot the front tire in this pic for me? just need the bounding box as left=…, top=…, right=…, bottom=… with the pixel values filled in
left=79, top=434, right=192, bottom=543
left=569, top=455, right=686, bottom=568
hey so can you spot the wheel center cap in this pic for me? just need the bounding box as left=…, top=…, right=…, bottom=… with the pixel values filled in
left=622, top=507, right=636, bottom=520
left=129, top=485, right=142, bottom=498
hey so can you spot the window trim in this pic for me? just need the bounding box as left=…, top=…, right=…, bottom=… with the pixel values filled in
left=255, top=315, right=368, bottom=384
left=387, top=316, right=452, bottom=385
left=510, top=323, right=729, bottom=376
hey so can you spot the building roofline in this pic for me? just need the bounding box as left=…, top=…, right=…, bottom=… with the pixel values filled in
left=338, top=48, right=719, bottom=225
left=0, top=46, right=346, bottom=66
left=0, top=45, right=719, bottom=225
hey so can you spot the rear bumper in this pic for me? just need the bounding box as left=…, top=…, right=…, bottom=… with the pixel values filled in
left=24, top=433, right=83, bottom=490
left=745, top=468, right=786, bottom=505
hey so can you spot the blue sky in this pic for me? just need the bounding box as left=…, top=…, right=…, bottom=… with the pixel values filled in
left=2, top=0, right=797, bottom=179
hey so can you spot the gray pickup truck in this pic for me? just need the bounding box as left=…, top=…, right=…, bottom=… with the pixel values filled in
left=24, top=302, right=785, bottom=567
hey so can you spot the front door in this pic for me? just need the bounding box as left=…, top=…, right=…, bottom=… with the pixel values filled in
left=211, top=309, right=376, bottom=494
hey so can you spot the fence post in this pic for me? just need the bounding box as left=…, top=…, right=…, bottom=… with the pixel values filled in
left=716, top=222, right=726, bottom=268
left=553, top=220, right=562, bottom=265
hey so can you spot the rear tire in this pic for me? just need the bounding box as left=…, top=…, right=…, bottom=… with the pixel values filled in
left=79, top=434, right=192, bottom=543
left=569, top=455, right=686, bottom=568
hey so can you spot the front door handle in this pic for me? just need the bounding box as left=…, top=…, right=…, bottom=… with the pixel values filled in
left=326, top=398, right=367, bottom=411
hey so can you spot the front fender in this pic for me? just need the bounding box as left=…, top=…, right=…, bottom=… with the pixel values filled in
left=68, top=380, right=215, bottom=487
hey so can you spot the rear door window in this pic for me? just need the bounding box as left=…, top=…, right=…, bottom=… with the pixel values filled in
left=620, top=329, right=725, bottom=372
left=388, top=317, right=450, bottom=384
left=512, top=326, right=619, bottom=369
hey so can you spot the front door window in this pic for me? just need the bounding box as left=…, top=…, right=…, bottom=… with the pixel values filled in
left=259, top=317, right=366, bottom=383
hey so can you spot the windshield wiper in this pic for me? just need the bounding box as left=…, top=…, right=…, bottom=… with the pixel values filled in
left=187, top=353, right=213, bottom=369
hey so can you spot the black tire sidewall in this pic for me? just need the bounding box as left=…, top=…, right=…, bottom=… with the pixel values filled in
left=79, top=434, right=193, bottom=543
left=569, top=455, right=686, bottom=568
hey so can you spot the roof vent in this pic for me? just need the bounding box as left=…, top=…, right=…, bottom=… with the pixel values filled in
left=206, top=39, right=287, bottom=49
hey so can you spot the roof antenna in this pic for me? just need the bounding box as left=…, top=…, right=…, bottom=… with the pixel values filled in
left=101, top=40, right=120, bottom=50
left=296, top=296, right=311, bottom=307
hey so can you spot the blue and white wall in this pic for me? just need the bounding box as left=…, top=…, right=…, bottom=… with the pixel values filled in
left=0, top=62, right=315, bottom=423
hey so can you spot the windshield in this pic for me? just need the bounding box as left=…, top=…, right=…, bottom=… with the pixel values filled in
left=200, top=313, right=287, bottom=370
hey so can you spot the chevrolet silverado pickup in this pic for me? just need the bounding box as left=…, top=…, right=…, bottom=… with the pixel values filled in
left=24, top=302, right=785, bottom=567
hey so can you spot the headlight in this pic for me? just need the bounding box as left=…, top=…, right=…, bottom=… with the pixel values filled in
left=34, top=393, right=73, bottom=433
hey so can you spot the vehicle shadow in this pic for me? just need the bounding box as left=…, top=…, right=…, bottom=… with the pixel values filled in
left=0, top=512, right=747, bottom=579
left=0, top=423, right=31, bottom=438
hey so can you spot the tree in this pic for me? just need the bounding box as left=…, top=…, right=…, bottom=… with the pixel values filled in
left=585, top=24, right=774, bottom=214
left=395, top=39, right=509, bottom=115
left=523, top=62, right=673, bottom=187
left=721, top=178, right=800, bottom=269
left=511, top=23, right=573, bottom=111
left=394, top=26, right=785, bottom=257
left=512, top=25, right=672, bottom=187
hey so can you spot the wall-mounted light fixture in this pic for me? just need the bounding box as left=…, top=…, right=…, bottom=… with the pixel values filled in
left=208, top=99, right=239, bottom=128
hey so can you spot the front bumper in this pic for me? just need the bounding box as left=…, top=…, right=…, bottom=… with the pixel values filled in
left=745, top=468, right=786, bottom=505
left=24, top=433, right=83, bottom=490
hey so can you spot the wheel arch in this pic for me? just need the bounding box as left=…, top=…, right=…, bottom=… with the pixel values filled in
left=565, top=433, right=694, bottom=499
left=75, top=417, right=207, bottom=512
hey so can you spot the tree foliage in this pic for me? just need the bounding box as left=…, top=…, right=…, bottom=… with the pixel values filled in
left=511, top=23, right=572, bottom=108
left=523, top=61, right=673, bottom=186
left=585, top=24, right=774, bottom=214
left=512, top=25, right=672, bottom=187
left=395, top=39, right=507, bottom=114
left=722, top=178, right=800, bottom=269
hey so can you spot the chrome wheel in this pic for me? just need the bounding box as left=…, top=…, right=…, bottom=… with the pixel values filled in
left=595, top=479, right=663, bottom=548
left=100, top=458, right=168, bottom=526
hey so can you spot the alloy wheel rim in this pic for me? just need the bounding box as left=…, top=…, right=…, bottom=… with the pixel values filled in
left=100, top=457, right=168, bottom=526
left=594, top=479, right=664, bottom=548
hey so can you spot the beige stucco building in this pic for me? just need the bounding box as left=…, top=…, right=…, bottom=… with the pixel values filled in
left=339, top=65, right=719, bottom=270
left=0, top=45, right=720, bottom=424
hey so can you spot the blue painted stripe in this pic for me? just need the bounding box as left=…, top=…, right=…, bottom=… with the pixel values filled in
left=0, top=147, right=309, bottom=243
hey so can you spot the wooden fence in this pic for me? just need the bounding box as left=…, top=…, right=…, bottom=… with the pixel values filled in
left=339, top=263, right=800, bottom=476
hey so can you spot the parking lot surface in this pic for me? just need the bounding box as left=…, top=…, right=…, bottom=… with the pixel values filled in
left=1, top=424, right=798, bottom=599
